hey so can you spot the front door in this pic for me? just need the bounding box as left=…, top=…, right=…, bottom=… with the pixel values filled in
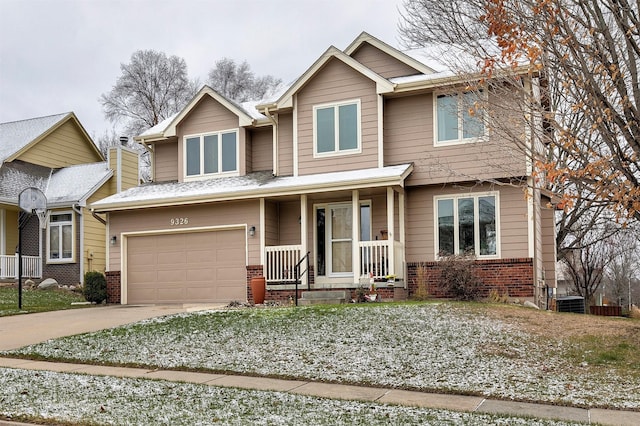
left=316, top=203, right=370, bottom=278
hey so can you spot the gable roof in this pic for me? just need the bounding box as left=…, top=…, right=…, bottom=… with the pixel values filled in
left=136, top=86, right=266, bottom=142
left=0, top=112, right=102, bottom=163
left=344, top=31, right=436, bottom=75
left=268, top=46, right=395, bottom=110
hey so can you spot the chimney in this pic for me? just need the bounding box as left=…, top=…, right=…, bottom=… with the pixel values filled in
left=119, top=136, right=129, bottom=146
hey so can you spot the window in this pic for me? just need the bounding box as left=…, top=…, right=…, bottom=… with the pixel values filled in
left=435, top=193, right=498, bottom=258
left=313, top=100, right=361, bottom=156
left=435, top=91, right=485, bottom=144
left=48, top=212, right=74, bottom=262
left=185, top=130, right=238, bottom=178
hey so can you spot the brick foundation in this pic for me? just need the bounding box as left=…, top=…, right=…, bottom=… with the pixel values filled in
left=407, top=258, right=534, bottom=299
left=105, top=270, right=121, bottom=304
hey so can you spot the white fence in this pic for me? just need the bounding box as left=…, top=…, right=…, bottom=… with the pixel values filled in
left=0, top=254, right=41, bottom=279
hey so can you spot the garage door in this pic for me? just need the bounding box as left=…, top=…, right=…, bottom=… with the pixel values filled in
left=126, top=229, right=246, bottom=304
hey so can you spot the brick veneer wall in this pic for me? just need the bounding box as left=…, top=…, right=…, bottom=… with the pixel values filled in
left=407, top=258, right=534, bottom=299
left=105, top=271, right=121, bottom=304
left=40, top=214, right=81, bottom=285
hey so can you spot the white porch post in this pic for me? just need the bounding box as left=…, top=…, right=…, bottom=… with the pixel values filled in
left=399, top=190, right=405, bottom=246
left=260, top=198, right=265, bottom=265
left=352, top=190, right=360, bottom=284
left=300, top=194, right=308, bottom=286
left=387, top=187, right=395, bottom=276
left=0, top=208, right=5, bottom=255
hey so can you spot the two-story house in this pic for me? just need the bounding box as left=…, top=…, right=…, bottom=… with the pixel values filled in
left=0, top=112, right=138, bottom=285
left=92, top=32, right=557, bottom=307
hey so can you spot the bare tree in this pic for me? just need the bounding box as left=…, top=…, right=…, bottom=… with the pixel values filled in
left=604, top=227, right=640, bottom=306
left=100, top=50, right=198, bottom=137
left=399, top=0, right=640, bottom=223
left=207, top=58, right=282, bottom=102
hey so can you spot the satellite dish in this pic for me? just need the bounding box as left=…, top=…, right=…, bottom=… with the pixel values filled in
left=19, top=187, right=47, bottom=213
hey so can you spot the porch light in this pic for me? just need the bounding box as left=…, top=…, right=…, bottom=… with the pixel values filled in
left=248, top=226, right=256, bottom=237
left=110, top=235, right=117, bottom=245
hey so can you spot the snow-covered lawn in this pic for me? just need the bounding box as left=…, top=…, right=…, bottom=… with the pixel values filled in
left=4, top=303, right=639, bottom=410
left=0, top=367, right=587, bottom=425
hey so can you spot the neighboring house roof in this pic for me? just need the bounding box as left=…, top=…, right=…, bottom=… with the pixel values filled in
left=46, top=162, right=113, bottom=207
left=0, top=112, right=102, bottom=163
left=0, top=161, right=51, bottom=203
left=92, top=163, right=413, bottom=212
left=0, top=160, right=112, bottom=208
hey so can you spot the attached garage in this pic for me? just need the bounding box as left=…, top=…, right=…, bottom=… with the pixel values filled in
left=124, top=228, right=246, bottom=304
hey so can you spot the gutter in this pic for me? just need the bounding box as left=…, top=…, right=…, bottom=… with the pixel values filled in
left=92, top=164, right=414, bottom=213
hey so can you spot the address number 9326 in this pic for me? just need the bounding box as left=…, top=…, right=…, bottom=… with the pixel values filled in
left=170, top=217, right=189, bottom=226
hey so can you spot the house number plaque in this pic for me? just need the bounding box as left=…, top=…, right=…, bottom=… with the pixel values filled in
left=170, top=217, right=189, bottom=226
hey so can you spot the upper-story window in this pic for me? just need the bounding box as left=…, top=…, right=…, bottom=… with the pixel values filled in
left=313, top=99, right=361, bottom=157
left=435, top=192, right=499, bottom=258
left=185, top=130, right=238, bottom=178
left=47, top=212, right=74, bottom=263
left=435, top=91, right=486, bottom=145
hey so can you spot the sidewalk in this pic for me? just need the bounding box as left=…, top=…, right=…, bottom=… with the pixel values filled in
left=1, top=356, right=638, bottom=426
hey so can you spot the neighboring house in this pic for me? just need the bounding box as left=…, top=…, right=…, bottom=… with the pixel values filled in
left=0, top=112, right=138, bottom=285
left=92, top=32, right=557, bottom=307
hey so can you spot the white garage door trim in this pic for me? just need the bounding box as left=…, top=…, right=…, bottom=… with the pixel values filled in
left=120, top=224, right=248, bottom=304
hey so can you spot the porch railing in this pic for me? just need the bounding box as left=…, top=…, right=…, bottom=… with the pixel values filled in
left=264, top=241, right=405, bottom=283
left=0, top=254, right=42, bottom=279
left=359, top=240, right=405, bottom=280
left=265, top=245, right=302, bottom=283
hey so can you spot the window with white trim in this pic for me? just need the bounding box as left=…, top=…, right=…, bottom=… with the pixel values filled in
left=435, top=193, right=498, bottom=257
left=185, top=130, right=238, bottom=178
left=48, top=212, right=74, bottom=262
left=435, top=91, right=485, bottom=144
left=313, top=99, right=361, bottom=156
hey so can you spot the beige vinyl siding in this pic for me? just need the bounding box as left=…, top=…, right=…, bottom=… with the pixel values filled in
left=384, top=92, right=528, bottom=186
left=4, top=209, right=18, bottom=254
left=108, top=200, right=260, bottom=271
left=153, top=140, right=179, bottom=182
left=250, top=127, right=273, bottom=172
left=350, top=42, right=421, bottom=79
left=17, top=120, right=102, bottom=168
left=176, top=96, right=241, bottom=181
left=405, top=184, right=529, bottom=261
left=265, top=201, right=279, bottom=246
left=83, top=184, right=110, bottom=274
left=278, top=200, right=301, bottom=246
left=277, top=113, right=294, bottom=176
left=297, top=58, right=379, bottom=175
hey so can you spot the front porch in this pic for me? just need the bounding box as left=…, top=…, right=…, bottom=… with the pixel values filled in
left=0, top=254, right=42, bottom=280
left=257, top=186, right=407, bottom=296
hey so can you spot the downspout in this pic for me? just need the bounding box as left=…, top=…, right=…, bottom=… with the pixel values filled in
left=72, top=203, right=84, bottom=284
left=264, top=107, right=278, bottom=176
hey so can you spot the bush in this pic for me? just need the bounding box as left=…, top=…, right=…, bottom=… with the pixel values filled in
left=412, top=263, right=430, bottom=301
left=83, top=271, right=107, bottom=304
left=437, top=254, right=481, bottom=301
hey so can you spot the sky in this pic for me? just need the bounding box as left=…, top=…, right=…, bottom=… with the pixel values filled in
left=0, top=0, right=406, bottom=139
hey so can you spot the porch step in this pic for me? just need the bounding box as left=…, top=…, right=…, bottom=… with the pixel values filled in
left=299, top=290, right=349, bottom=305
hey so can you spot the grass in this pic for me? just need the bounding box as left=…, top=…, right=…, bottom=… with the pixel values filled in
left=5, top=302, right=640, bottom=410
left=0, top=367, right=587, bottom=426
left=0, top=286, right=90, bottom=317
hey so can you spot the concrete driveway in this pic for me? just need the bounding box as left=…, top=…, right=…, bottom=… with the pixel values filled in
left=0, top=304, right=225, bottom=351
